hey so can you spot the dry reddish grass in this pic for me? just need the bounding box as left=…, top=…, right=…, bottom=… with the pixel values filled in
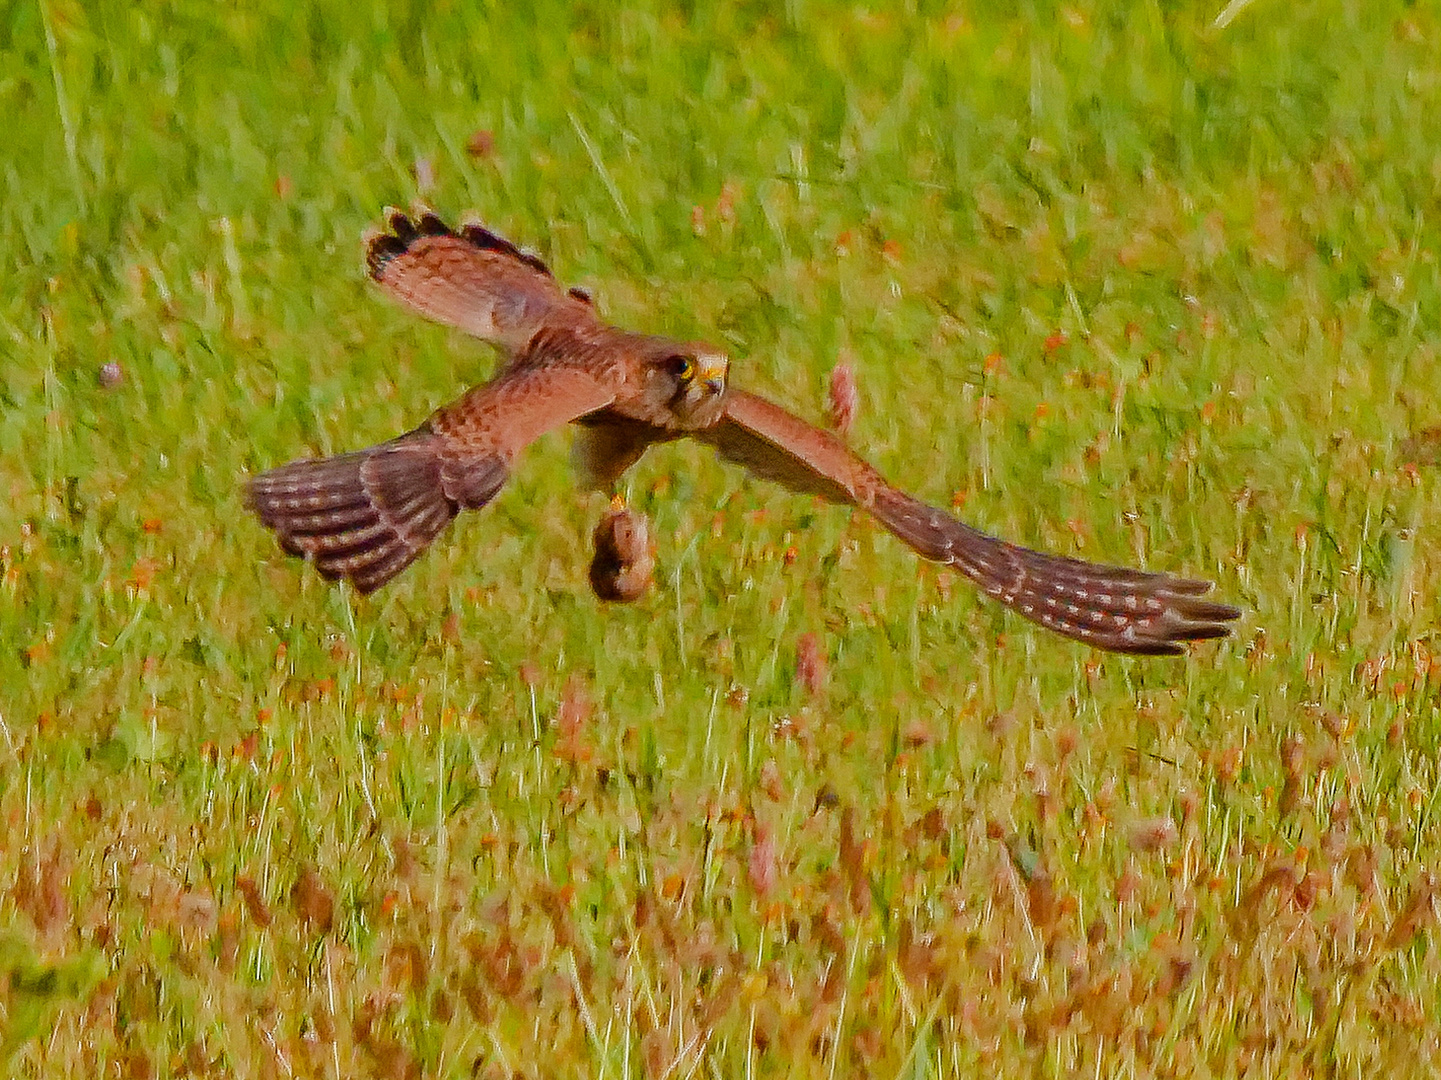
left=4, top=1, right=1441, bottom=1076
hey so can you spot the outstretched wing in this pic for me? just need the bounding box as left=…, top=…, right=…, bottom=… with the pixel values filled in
left=365, top=209, right=594, bottom=355
left=249, top=364, right=618, bottom=593
left=696, top=390, right=1240, bottom=655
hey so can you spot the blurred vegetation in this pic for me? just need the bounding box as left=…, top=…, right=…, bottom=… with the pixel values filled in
left=2, top=0, right=1441, bottom=1075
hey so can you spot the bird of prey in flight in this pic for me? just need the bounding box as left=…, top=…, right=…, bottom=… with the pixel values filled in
left=248, top=209, right=1239, bottom=655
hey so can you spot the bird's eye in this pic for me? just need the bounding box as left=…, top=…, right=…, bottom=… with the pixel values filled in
left=668, top=354, right=696, bottom=380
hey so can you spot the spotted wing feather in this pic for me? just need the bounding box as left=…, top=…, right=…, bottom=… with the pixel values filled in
left=248, top=429, right=505, bottom=593
left=699, top=390, right=1240, bottom=655
left=366, top=209, right=592, bottom=355
left=250, top=364, right=620, bottom=592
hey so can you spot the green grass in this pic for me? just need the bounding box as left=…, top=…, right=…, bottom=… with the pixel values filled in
left=3, top=0, right=1441, bottom=1075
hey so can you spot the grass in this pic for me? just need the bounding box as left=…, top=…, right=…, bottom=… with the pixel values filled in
left=2, top=0, right=1441, bottom=1075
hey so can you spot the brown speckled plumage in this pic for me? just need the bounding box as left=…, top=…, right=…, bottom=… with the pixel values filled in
left=589, top=503, right=656, bottom=603
left=248, top=209, right=1240, bottom=654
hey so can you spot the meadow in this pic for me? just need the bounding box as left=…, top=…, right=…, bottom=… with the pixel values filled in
left=2, top=1, right=1441, bottom=1075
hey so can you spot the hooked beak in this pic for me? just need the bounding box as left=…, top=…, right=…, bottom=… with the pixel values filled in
left=697, top=358, right=728, bottom=397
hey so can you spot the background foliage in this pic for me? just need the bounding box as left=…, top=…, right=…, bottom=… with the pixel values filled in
left=2, top=0, right=1441, bottom=1075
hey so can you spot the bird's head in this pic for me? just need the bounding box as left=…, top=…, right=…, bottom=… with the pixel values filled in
left=643, top=339, right=729, bottom=428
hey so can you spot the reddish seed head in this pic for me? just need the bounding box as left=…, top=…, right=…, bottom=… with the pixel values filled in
left=1318, top=709, right=1348, bottom=739
left=291, top=869, right=334, bottom=933
left=716, top=181, right=739, bottom=223
left=466, top=129, right=495, bottom=158
left=827, top=361, right=859, bottom=435
left=1281, top=735, right=1306, bottom=778
left=795, top=632, right=826, bottom=695
left=556, top=676, right=590, bottom=737
left=235, top=875, right=272, bottom=928
left=748, top=826, right=779, bottom=900
left=903, top=719, right=935, bottom=748
left=1216, top=745, right=1242, bottom=784
left=1128, top=817, right=1179, bottom=853
left=1116, top=863, right=1142, bottom=902
left=759, top=759, right=783, bottom=801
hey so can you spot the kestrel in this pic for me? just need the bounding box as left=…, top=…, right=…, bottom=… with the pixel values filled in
left=248, top=209, right=1240, bottom=655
